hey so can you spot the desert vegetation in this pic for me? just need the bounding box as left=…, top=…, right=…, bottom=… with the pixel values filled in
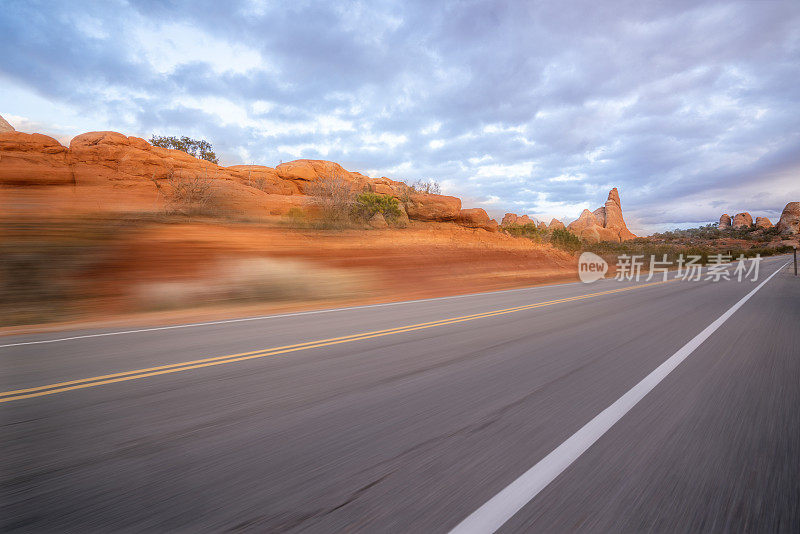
left=501, top=221, right=791, bottom=263
left=149, top=135, right=219, bottom=164
left=308, top=171, right=405, bottom=229
left=651, top=223, right=780, bottom=243
left=152, top=173, right=220, bottom=216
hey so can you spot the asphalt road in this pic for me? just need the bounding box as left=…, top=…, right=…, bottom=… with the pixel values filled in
left=2, top=255, right=798, bottom=532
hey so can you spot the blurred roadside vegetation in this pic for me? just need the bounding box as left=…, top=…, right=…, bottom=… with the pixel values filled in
left=501, top=222, right=793, bottom=261
left=0, top=218, right=137, bottom=326
left=0, top=214, right=366, bottom=327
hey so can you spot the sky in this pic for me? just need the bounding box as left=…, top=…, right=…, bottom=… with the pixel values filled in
left=2, top=0, right=799, bottom=234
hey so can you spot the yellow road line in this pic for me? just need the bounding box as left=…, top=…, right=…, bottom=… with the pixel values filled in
left=1, top=279, right=675, bottom=403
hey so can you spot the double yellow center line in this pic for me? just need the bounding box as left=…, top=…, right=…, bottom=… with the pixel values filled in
left=1, top=279, right=673, bottom=403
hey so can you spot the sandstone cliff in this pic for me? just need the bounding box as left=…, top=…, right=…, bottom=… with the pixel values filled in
left=0, top=127, right=500, bottom=230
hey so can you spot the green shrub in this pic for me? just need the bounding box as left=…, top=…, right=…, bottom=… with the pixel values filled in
left=352, top=192, right=401, bottom=222
left=550, top=227, right=582, bottom=253
left=503, top=223, right=548, bottom=243
left=149, top=135, right=219, bottom=164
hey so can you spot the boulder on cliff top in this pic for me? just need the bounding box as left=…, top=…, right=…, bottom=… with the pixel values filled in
left=404, top=192, right=461, bottom=222
left=776, top=202, right=800, bottom=235
left=732, top=212, right=753, bottom=228
left=718, top=213, right=732, bottom=229
left=456, top=208, right=499, bottom=232
left=754, top=216, right=773, bottom=229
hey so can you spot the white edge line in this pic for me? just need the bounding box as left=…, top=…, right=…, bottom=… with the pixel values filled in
left=0, top=255, right=787, bottom=349
left=448, top=260, right=789, bottom=534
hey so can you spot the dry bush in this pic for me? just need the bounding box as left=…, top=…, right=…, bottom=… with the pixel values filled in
left=411, top=179, right=441, bottom=195
left=154, top=173, right=219, bottom=216
left=307, top=169, right=356, bottom=228
left=251, top=177, right=270, bottom=192
left=399, top=179, right=441, bottom=203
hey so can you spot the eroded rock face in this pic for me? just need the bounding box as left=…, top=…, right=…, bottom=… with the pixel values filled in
left=404, top=192, right=462, bottom=222
left=0, top=131, right=72, bottom=185
left=718, top=214, right=732, bottom=229
left=0, top=115, right=14, bottom=133
left=0, top=127, right=495, bottom=229
left=227, top=165, right=299, bottom=195
left=500, top=213, right=533, bottom=226
left=567, top=209, right=601, bottom=234
left=456, top=208, right=499, bottom=232
left=732, top=212, right=753, bottom=228
left=548, top=218, right=566, bottom=230
left=565, top=188, right=636, bottom=243
left=776, top=202, right=800, bottom=235
left=579, top=225, right=622, bottom=243
left=754, top=216, right=773, bottom=229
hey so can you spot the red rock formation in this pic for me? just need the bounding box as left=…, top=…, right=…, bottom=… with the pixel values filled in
left=718, top=213, right=732, bottom=229
left=754, top=216, right=773, bottom=229
left=732, top=212, right=753, bottom=228
left=1, top=128, right=489, bottom=227
left=0, top=114, right=14, bottom=133
left=226, top=165, right=299, bottom=195
left=0, top=131, right=72, bottom=185
left=565, top=188, right=636, bottom=243
left=567, top=209, right=601, bottom=234
left=548, top=218, right=566, bottom=230
left=500, top=213, right=533, bottom=226
left=404, top=192, right=462, bottom=222
left=456, top=208, right=499, bottom=232
left=776, top=202, right=800, bottom=235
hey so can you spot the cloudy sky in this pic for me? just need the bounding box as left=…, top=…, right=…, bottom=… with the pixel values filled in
left=2, top=0, right=799, bottom=233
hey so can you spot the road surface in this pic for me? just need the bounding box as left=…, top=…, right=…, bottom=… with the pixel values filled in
left=2, top=256, right=798, bottom=532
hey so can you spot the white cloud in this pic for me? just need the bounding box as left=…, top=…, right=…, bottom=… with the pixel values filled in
left=132, top=23, right=267, bottom=75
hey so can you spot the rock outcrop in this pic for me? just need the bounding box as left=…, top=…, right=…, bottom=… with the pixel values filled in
left=404, top=192, right=462, bottom=222
left=0, top=128, right=497, bottom=228
left=0, top=131, right=73, bottom=185
left=456, top=208, right=499, bottom=232
left=567, top=209, right=601, bottom=234
left=732, top=212, right=753, bottom=228
left=754, top=216, right=773, bottom=229
left=718, top=214, right=732, bottom=229
left=548, top=218, right=565, bottom=230
left=0, top=114, right=14, bottom=133
left=776, top=202, right=800, bottom=235
left=500, top=213, right=534, bottom=226
left=566, top=188, right=636, bottom=243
